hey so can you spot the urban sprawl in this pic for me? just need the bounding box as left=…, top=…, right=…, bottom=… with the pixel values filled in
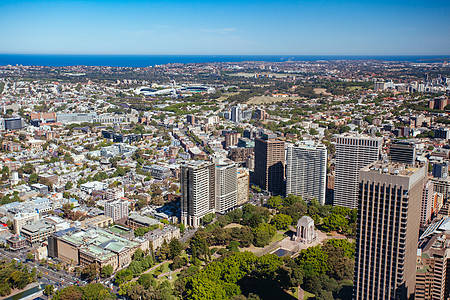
left=0, top=59, right=450, bottom=299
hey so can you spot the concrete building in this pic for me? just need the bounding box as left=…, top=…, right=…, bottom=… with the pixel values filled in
left=415, top=231, right=450, bottom=300
left=353, top=162, right=426, bottom=300
left=433, top=162, right=448, bottom=179
left=105, top=200, right=129, bottom=221
left=255, top=108, right=266, bottom=121
left=334, top=134, right=382, bottom=208
left=105, top=187, right=125, bottom=201
left=253, top=134, right=285, bottom=195
left=180, top=161, right=215, bottom=228
left=144, top=226, right=181, bottom=250
left=224, top=131, right=240, bottom=149
left=49, top=227, right=139, bottom=271
left=421, top=180, right=435, bottom=227
left=80, top=215, right=114, bottom=229
left=286, top=142, right=327, bottom=205
left=142, top=165, right=172, bottom=180
left=389, top=140, right=416, bottom=165
left=30, top=183, right=49, bottom=196
left=126, top=213, right=159, bottom=230
left=237, top=169, right=250, bottom=205
left=80, top=181, right=108, bottom=194
left=20, top=221, right=55, bottom=247
left=215, top=159, right=237, bottom=214
left=231, top=105, right=242, bottom=123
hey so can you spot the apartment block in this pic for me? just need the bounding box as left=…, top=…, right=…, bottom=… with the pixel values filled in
left=286, top=142, right=327, bottom=205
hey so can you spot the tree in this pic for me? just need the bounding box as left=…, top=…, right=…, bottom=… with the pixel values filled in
left=81, top=263, right=99, bottom=282
left=271, top=214, right=293, bottom=230
left=26, top=253, right=34, bottom=261
left=29, top=173, right=38, bottom=184
left=202, top=213, right=215, bottom=225
left=44, top=284, right=54, bottom=296
left=158, top=240, right=171, bottom=260
left=296, top=246, right=330, bottom=277
left=252, top=223, right=276, bottom=247
left=169, top=239, right=183, bottom=259
left=65, top=181, right=73, bottom=190
left=115, top=269, right=133, bottom=285
left=51, top=286, right=83, bottom=300
left=100, top=265, right=113, bottom=278
left=322, top=214, right=348, bottom=232
left=82, top=283, right=114, bottom=300
left=267, top=196, right=283, bottom=210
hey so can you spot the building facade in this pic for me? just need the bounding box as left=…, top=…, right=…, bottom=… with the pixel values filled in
left=334, top=134, right=382, bottom=208
left=215, top=159, right=237, bottom=214
left=286, top=142, right=327, bottom=205
left=105, top=200, right=129, bottom=221
left=353, top=162, right=426, bottom=300
left=389, top=140, right=416, bottom=165
left=180, top=161, right=215, bottom=227
left=253, top=134, right=285, bottom=195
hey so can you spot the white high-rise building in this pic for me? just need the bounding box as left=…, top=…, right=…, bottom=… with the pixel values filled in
left=180, top=161, right=215, bottom=228
left=231, top=105, right=242, bottom=123
left=286, top=142, right=327, bottom=205
left=104, top=200, right=129, bottom=221
left=215, top=159, right=237, bottom=214
left=334, top=134, right=382, bottom=208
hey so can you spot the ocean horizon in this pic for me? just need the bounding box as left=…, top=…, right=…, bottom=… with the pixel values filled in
left=0, top=54, right=449, bottom=68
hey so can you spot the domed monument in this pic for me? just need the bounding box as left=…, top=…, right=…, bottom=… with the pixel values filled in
left=295, top=216, right=316, bottom=244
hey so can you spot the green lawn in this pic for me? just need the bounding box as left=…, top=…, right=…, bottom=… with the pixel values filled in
left=271, top=232, right=286, bottom=243
left=304, top=291, right=315, bottom=299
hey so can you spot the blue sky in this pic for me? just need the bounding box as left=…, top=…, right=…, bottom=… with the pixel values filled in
left=1, top=0, right=449, bottom=55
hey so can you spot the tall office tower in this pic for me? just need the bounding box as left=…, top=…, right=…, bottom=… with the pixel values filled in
left=415, top=231, right=450, bottom=300
left=389, top=140, right=416, bottom=165
left=286, top=142, right=327, bottom=205
left=421, top=180, right=435, bottom=227
left=432, top=162, right=448, bottom=179
left=186, top=114, right=195, bottom=125
left=180, top=161, right=215, bottom=228
left=104, top=200, right=129, bottom=221
left=255, top=108, right=266, bottom=121
left=215, top=159, right=237, bottom=214
left=353, top=162, right=426, bottom=300
left=253, top=133, right=285, bottom=195
left=334, top=134, right=382, bottom=208
left=231, top=105, right=242, bottom=123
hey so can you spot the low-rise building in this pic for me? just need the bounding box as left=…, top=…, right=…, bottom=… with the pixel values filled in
left=80, top=215, right=114, bottom=229
left=144, top=226, right=181, bottom=250
left=49, top=227, right=139, bottom=271
left=20, top=221, right=55, bottom=247
left=126, top=213, right=160, bottom=230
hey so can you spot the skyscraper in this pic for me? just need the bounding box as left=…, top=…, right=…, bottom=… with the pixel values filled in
left=253, top=134, right=285, bottom=195
left=286, top=141, right=327, bottom=205
left=353, top=162, right=426, bottom=300
left=334, top=134, right=382, bottom=208
left=215, top=159, right=237, bottom=214
left=180, top=161, right=215, bottom=228
left=389, top=140, right=416, bottom=165
left=231, top=105, right=242, bottom=123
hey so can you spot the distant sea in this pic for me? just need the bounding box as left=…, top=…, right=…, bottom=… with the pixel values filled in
left=0, top=54, right=449, bottom=67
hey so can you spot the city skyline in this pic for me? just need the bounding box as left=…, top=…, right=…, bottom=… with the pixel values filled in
left=1, top=0, right=450, bottom=55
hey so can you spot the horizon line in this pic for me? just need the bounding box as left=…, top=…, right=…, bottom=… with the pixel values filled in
left=1, top=53, right=450, bottom=57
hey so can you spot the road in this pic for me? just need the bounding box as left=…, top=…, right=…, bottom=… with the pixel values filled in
left=0, top=248, right=77, bottom=289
